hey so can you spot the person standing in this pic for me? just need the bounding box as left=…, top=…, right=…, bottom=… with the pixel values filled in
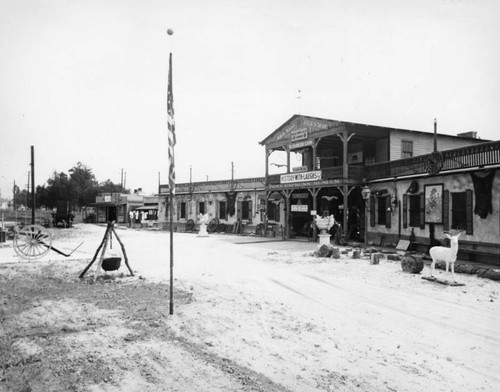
left=129, top=210, right=134, bottom=227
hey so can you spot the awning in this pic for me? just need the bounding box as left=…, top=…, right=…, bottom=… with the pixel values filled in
left=134, top=206, right=158, bottom=210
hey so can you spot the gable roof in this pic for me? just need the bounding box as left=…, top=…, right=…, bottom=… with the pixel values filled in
left=259, top=114, right=489, bottom=147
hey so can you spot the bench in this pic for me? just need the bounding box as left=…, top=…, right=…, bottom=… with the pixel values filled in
left=458, top=248, right=500, bottom=266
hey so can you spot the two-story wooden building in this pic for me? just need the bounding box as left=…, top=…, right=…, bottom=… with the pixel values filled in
left=259, top=115, right=487, bottom=241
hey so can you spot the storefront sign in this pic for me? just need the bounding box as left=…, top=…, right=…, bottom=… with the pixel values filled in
left=291, top=204, right=308, bottom=212
left=281, top=171, right=322, bottom=184
left=290, top=140, right=313, bottom=150
left=291, top=128, right=308, bottom=142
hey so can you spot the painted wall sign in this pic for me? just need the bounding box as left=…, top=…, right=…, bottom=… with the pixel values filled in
left=268, top=117, right=345, bottom=146
left=267, top=177, right=357, bottom=190
left=281, top=171, right=322, bottom=184
left=291, top=204, right=309, bottom=212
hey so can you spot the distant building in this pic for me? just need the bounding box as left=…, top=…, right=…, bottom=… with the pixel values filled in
left=0, top=197, right=8, bottom=210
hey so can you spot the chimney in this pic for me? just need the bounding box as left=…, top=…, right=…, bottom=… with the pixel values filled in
left=457, top=131, right=477, bottom=139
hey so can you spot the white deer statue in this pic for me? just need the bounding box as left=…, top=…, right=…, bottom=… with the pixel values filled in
left=429, top=230, right=462, bottom=282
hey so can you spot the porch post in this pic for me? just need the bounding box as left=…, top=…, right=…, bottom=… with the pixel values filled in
left=283, top=189, right=293, bottom=239
left=337, top=130, right=354, bottom=237
left=285, top=146, right=291, bottom=173
left=308, top=187, right=321, bottom=241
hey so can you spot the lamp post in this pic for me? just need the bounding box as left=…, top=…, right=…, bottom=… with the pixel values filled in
left=361, top=185, right=371, bottom=245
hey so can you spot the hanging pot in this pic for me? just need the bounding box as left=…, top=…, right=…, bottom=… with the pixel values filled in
left=102, top=249, right=121, bottom=271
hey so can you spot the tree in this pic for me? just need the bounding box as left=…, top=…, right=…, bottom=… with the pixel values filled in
left=27, top=162, right=130, bottom=210
left=69, top=162, right=98, bottom=207
left=98, top=179, right=127, bottom=194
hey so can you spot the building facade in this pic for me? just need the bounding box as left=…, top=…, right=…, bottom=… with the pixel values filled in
left=157, top=177, right=269, bottom=235
left=156, top=114, right=499, bottom=263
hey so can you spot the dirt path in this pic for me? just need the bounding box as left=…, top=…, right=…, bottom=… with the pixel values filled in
left=0, top=260, right=290, bottom=392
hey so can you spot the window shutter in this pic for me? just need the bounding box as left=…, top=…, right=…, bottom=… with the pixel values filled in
left=248, top=200, right=253, bottom=220
left=215, top=201, right=219, bottom=219
left=402, top=194, right=408, bottom=229
left=177, top=202, right=180, bottom=220
left=419, top=193, right=425, bottom=229
left=370, top=197, right=376, bottom=227
left=196, top=202, right=199, bottom=216
left=443, top=190, right=450, bottom=232
left=385, top=195, right=391, bottom=228
left=466, top=189, right=473, bottom=235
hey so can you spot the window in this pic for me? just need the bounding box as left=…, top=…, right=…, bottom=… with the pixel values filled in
left=199, top=201, right=205, bottom=215
left=408, top=194, right=421, bottom=227
left=180, top=202, right=186, bottom=219
left=451, top=192, right=467, bottom=230
left=219, top=201, right=227, bottom=220
left=377, top=196, right=386, bottom=225
left=267, top=201, right=280, bottom=221
left=401, top=140, right=413, bottom=158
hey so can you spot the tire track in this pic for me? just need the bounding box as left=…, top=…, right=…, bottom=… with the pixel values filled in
left=302, top=273, right=500, bottom=346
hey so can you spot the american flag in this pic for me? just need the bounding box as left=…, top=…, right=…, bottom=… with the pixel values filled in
left=167, top=52, right=176, bottom=194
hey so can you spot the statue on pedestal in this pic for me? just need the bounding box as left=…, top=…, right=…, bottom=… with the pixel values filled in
left=197, top=213, right=210, bottom=237
left=315, top=215, right=336, bottom=247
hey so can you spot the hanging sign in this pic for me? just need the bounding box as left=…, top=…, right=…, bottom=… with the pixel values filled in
left=281, top=170, right=322, bottom=184
left=292, top=193, right=309, bottom=199
left=290, top=140, right=313, bottom=150
left=292, top=166, right=307, bottom=172
left=291, top=128, right=308, bottom=142
left=291, top=204, right=308, bottom=212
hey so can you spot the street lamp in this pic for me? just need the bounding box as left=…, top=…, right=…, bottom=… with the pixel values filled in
left=361, top=185, right=371, bottom=245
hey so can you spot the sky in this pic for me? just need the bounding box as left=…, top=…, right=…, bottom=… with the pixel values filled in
left=1, top=0, right=499, bottom=200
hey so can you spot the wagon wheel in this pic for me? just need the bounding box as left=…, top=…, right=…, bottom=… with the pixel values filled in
left=207, top=218, right=219, bottom=233
left=13, top=224, right=52, bottom=260
left=424, top=151, right=443, bottom=175
left=186, top=219, right=195, bottom=231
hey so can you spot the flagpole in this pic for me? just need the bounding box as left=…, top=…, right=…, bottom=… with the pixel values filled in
left=167, top=28, right=175, bottom=315
left=169, top=187, right=174, bottom=315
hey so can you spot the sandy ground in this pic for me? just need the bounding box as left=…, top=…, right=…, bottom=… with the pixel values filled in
left=0, top=223, right=499, bottom=392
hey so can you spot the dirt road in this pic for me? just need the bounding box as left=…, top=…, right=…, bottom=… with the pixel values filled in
left=1, top=224, right=498, bottom=391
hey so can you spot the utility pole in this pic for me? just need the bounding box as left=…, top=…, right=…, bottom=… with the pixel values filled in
left=30, top=146, right=35, bottom=225
left=13, top=180, right=16, bottom=211
left=433, top=118, right=438, bottom=152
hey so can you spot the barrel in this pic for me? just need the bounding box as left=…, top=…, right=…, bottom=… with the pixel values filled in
left=401, top=254, right=424, bottom=273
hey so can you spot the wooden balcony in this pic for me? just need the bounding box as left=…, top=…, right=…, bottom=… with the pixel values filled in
left=366, top=140, right=500, bottom=180
left=265, top=141, right=500, bottom=187
left=266, top=165, right=367, bottom=186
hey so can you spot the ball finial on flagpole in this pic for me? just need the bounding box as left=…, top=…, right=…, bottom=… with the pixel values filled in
left=167, top=28, right=174, bottom=35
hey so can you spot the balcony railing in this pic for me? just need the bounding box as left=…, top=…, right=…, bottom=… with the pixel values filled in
left=265, top=141, right=500, bottom=186
left=266, top=165, right=366, bottom=186
left=366, top=140, right=500, bottom=180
